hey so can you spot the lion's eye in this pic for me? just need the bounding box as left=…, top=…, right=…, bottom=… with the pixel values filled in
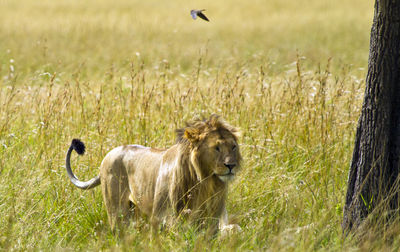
left=232, top=145, right=237, bottom=151
left=215, top=146, right=220, bottom=152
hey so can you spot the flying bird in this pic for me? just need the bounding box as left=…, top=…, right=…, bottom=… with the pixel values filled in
left=190, top=9, right=209, bottom=22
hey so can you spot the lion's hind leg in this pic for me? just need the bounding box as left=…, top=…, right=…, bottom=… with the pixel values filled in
left=100, top=162, right=132, bottom=232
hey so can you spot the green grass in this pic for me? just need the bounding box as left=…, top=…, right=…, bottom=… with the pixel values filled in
left=0, top=0, right=391, bottom=250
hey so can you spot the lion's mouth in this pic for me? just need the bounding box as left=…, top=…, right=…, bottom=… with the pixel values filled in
left=217, top=172, right=235, bottom=177
left=216, top=172, right=235, bottom=182
left=222, top=172, right=234, bottom=176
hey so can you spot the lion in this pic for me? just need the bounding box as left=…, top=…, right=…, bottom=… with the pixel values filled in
left=65, top=114, right=242, bottom=234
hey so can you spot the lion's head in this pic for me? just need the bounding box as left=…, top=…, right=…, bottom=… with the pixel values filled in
left=176, top=114, right=242, bottom=183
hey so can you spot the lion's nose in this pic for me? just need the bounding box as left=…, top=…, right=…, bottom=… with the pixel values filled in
left=224, top=163, right=236, bottom=171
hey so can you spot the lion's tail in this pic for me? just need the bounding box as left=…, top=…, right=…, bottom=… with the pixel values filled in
left=65, top=139, right=101, bottom=190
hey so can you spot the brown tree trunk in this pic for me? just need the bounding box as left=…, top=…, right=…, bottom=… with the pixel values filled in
left=342, top=0, right=400, bottom=232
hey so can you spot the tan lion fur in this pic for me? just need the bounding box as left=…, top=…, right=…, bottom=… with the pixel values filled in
left=65, top=114, right=242, bottom=233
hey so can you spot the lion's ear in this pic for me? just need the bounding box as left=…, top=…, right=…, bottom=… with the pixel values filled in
left=184, top=127, right=200, bottom=142
left=207, top=114, right=221, bottom=127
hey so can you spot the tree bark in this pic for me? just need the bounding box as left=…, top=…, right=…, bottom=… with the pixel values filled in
left=342, top=0, right=400, bottom=232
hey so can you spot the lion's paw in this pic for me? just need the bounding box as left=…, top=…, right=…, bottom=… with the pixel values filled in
left=220, top=224, right=242, bottom=238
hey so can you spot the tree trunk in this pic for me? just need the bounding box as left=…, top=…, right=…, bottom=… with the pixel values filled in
left=342, top=0, right=400, bottom=232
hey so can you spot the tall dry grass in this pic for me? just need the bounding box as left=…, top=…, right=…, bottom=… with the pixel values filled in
left=0, top=0, right=390, bottom=250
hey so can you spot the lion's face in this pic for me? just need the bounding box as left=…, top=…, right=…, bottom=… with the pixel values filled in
left=197, top=129, right=242, bottom=182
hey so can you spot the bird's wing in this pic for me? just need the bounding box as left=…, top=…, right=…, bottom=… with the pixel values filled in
left=197, top=12, right=209, bottom=21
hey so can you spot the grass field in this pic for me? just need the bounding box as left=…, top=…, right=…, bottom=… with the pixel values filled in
left=0, top=0, right=384, bottom=250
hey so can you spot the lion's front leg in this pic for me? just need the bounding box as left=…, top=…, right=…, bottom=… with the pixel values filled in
left=151, top=180, right=170, bottom=231
left=219, top=205, right=242, bottom=237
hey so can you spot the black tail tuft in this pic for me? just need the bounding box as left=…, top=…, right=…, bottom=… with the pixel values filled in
left=71, top=139, right=85, bottom=155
